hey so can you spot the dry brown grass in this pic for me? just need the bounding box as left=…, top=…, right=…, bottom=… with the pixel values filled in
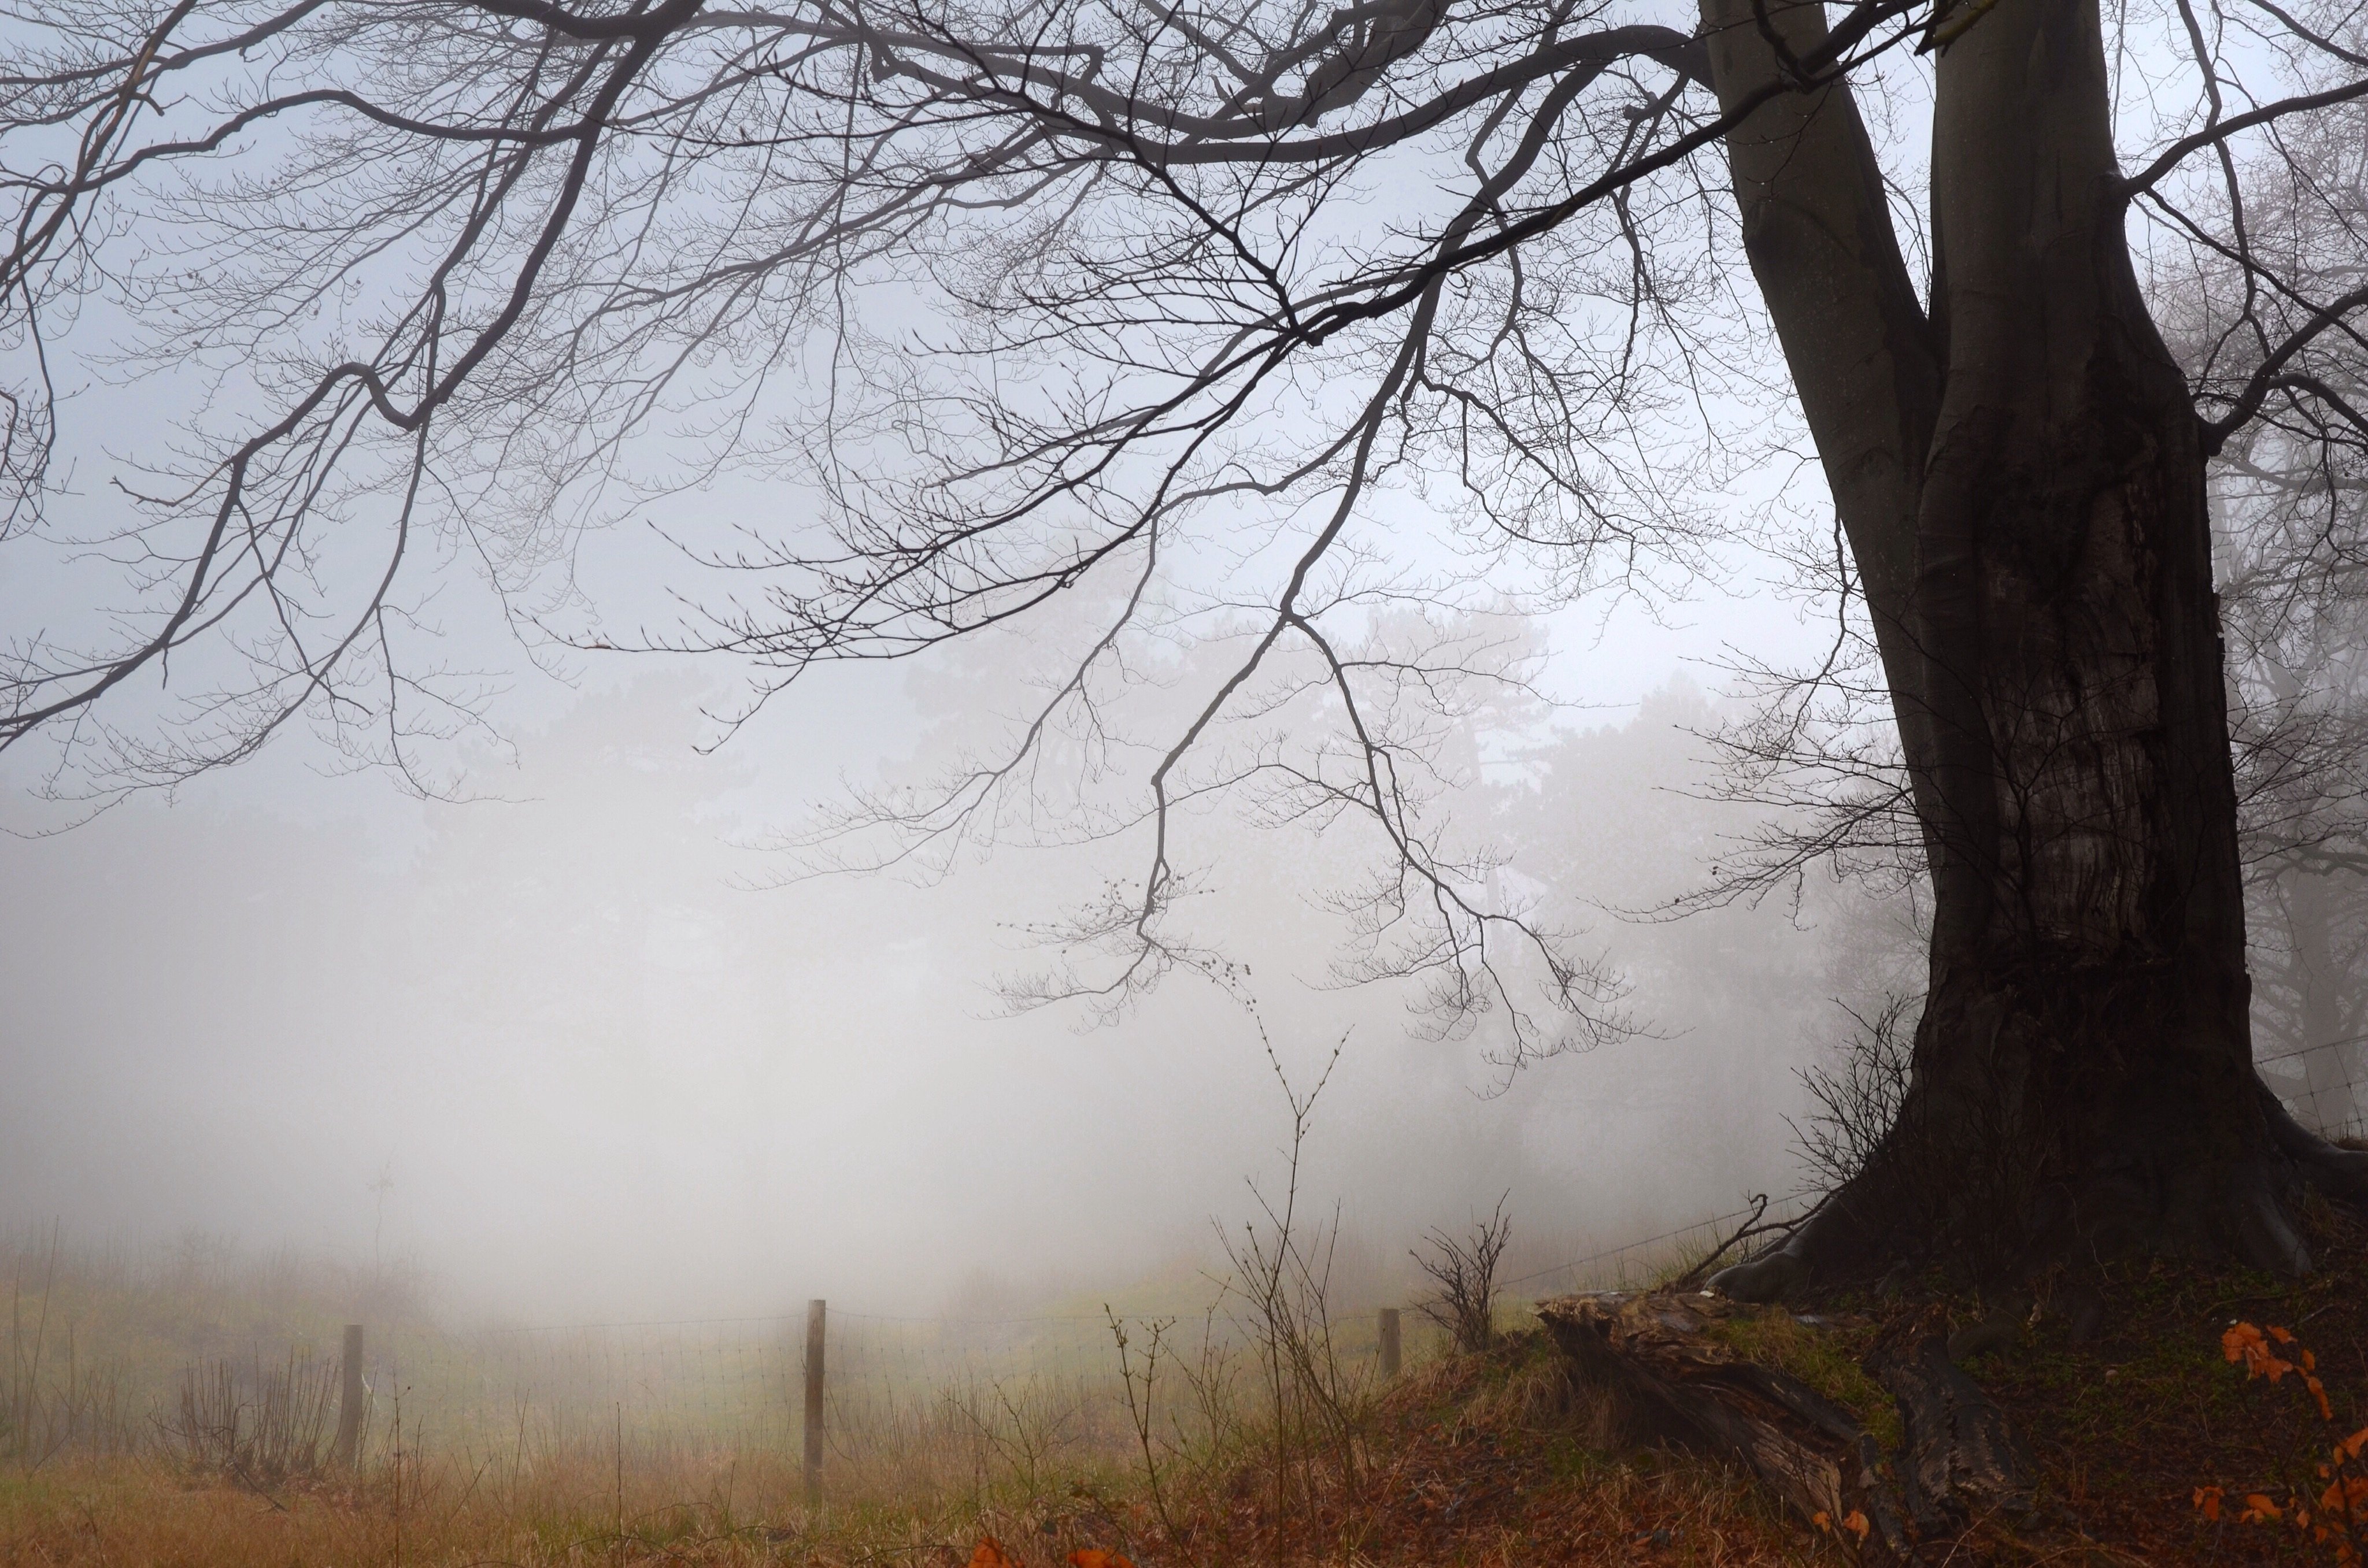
left=31, top=1236, right=2368, bottom=1566
left=0, top=1222, right=1964, bottom=1567
left=1, top=1444, right=1132, bottom=1567
left=0, top=1330, right=1832, bottom=1568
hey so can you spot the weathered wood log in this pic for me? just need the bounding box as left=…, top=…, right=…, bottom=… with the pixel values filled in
left=1537, top=1291, right=1911, bottom=1558
left=1873, top=1334, right=2035, bottom=1534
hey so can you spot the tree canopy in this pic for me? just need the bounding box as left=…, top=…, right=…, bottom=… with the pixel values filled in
left=6, top=0, right=2368, bottom=1268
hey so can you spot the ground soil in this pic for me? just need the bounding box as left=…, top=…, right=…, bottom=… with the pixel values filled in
left=1968, top=1199, right=2368, bottom=1563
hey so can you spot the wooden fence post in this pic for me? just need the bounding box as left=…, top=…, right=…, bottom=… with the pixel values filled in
left=803, top=1300, right=826, bottom=1506
left=1378, top=1307, right=1401, bottom=1380
left=333, top=1324, right=365, bottom=1468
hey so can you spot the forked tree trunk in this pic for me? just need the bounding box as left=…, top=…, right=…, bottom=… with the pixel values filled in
left=1699, top=0, right=2368, bottom=1296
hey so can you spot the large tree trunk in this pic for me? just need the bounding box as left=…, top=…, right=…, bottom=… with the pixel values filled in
left=1900, top=0, right=2273, bottom=1270
left=1701, top=0, right=2368, bottom=1296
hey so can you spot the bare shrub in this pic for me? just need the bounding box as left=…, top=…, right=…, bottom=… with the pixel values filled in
left=1218, top=1030, right=1371, bottom=1514
left=3, top=1334, right=141, bottom=1469
left=937, top=1373, right=1082, bottom=1496
left=1790, top=996, right=1917, bottom=1194
left=1414, top=1195, right=1512, bottom=1354
left=1104, top=1310, right=1184, bottom=1545
left=1157, top=1299, right=1252, bottom=1551
left=162, top=1350, right=339, bottom=1486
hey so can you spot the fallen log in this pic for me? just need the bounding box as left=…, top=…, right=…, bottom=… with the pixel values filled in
left=1872, top=1333, right=2036, bottom=1536
left=1537, top=1290, right=2033, bottom=1561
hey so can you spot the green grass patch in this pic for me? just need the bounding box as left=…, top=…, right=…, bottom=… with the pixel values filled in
left=1703, top=1308, right=1899, bottom=1451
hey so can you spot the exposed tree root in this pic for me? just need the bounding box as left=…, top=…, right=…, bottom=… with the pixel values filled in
left=1711, top=1074, right=2368, bottom=1306
left=2261, top=1083, right=2368, bottom=1199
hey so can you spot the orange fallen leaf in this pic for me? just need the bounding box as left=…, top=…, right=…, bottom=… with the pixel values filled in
left=971, top=1539, right=1022, bottom=1568
left=2195, top=1485, right=2223, bottom=1522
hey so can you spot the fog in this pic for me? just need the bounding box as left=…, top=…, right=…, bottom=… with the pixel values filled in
left=0, top=0, right=1939, bottom=1335
left=0, top=574, right=1884, bottom=1326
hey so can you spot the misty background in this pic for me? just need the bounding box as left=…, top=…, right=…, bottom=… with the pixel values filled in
left=0, top=559, right=1886, bottom=1325
left=0, top=0, right=1923, bottom=1336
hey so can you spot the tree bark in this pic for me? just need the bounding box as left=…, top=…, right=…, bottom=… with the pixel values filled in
left=1700, top=0, right=2368, bottom=1296
left=1698, top=0, right=1942, bottom=837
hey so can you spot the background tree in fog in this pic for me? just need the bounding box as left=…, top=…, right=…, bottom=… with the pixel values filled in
left=1492, top=679, right=1823, bottom=1162
left=4, top=0, right=2368, bottom=1292
left=2164, top=73, right=2368, bottom=1147
left=2215, top=473, right=2368, bottom=1139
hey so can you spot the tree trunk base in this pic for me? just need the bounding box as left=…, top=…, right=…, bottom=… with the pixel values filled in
left=1710, top=1077, right=2368, bottom=1306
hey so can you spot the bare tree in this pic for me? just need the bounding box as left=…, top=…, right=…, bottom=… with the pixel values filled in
left=1412, top=1193, right=1510, bottom=1354
left=5, top=0, right=2368, bottom=1296
left=2164, top=79, right=2368, bottom=1140
left=2250, top=861, right=2368, bottom=1135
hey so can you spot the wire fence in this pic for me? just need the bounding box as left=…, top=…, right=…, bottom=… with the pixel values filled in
left=72, top=1042, right=2368, bottom=1481
left=2, top=1302, right=1187, bottom=1478
left=1, top=1205, right=1862, bottom=1478
left=2261, top=1032, right=2368, bottom=1145
left=320, top=1036, right=2368, bottom=1463
left=364, top=1308, right=1171, bottom=1460
left=12, top=1033, right=2360, bottom=1481
left=1494, top=1196, right=1816, bottom=1304
left=330, top=1207, right=1811, bottom=1466
left=5, top=1200, right=1788, bottom=1474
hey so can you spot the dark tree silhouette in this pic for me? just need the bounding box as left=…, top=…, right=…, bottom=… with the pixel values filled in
left=3, top=0, right=2367, bottom=1291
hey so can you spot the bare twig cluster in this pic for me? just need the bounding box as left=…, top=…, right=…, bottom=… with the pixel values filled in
left=1788, top=996, right=1917, bottom=1198
left=160, top=1350, right=340, bottom=1489
left=1217, top=1029, right=1372, bottom=1511
left=1412, top=1194, right=1511, bottom=1354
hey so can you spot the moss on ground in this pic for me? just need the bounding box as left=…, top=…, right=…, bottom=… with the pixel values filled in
left=1701, top=1306, right=1901, bottom=1451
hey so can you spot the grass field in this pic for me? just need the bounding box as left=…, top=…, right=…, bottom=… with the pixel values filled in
left=0, top=1336, right=1814, bottom=1568
left=0, top=1225, right=1818, bottom=1565
left=20, top=1217, right=2368, bottom=1564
